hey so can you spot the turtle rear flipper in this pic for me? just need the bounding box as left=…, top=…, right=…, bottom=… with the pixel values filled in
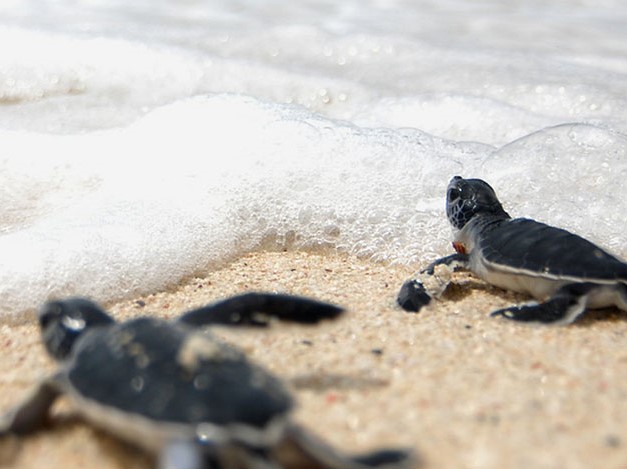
left=490, top=282, right=598, bottom=325
left=275, top=424, right=414, bottom=469
left=0, top=378, right=61, bottom=435
left=178, top=293, right=344, bottom=327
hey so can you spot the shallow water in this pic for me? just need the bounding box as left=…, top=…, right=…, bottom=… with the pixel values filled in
left=1, top=0, right=627, bottom=316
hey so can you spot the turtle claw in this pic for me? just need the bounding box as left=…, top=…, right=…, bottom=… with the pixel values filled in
left=397, top=280, right=431, bottom=312
left=490, top=306, right=531, bottom=321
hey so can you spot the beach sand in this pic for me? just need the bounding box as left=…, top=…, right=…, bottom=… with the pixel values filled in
left=1, top=249, right=626, bottom=468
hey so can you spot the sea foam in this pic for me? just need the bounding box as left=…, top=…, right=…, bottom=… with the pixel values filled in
left=1, top=95, right=626, bottom=317
left=1, top=1, right=627, bottom=317
left=0, top=95, right=469, bottom=315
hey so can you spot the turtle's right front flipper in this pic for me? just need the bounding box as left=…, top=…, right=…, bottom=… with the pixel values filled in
left=397, top=280, right=432, bottom=312
left=0, top=378, right=61, bottom=435
left=178, top=292, right=345, bottom=328
left=397, top=253, right=469, bottom=312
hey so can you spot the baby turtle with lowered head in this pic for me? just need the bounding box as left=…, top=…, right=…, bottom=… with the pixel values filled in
left=1, top=293, right=413, bottom=468
left=398, top=176, right=627, bottom=325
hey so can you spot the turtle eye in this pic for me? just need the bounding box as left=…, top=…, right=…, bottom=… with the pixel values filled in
left=38, top=302, right=62, bottom=329
left=39, top=312, right=53, bottom=329
left=447, top=188, right=461, bottom=203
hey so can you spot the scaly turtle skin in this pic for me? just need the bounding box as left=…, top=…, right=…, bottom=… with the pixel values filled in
left=398, top=176, right=627, bottom=324
left=1, top=294, right=413, bottom=468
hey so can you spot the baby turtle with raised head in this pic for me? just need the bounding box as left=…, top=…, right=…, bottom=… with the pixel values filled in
left=398, top=176, right=627, bottom=324
left=1, top=293, right=413, bottom=468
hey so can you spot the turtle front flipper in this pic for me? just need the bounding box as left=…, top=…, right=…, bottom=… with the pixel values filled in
left=398, top=253, right=469, bottom=313
left=397, top=280, right=432, bottom=312
left=178, top=292, right=344, bottom=327
left=274, top=424, right=414, bottom=469
left=490, top=283, right=597, bottom=325
left=0, top=378, right=61, bottom=435
left=421, top=253, right=469, bottom=276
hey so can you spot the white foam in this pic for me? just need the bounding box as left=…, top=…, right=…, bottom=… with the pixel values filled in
left=483, top=123, right=627, bottom=253
left=0, top=95, right=481, bottom=315
left=1, top=2, right=627, bottom=316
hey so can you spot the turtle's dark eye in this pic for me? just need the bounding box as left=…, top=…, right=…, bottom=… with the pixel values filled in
left=39, top=303, right=62, bottom=329
left=39, top=312, right=53, bottom=329
left=447, top=188, right=461, bottom=203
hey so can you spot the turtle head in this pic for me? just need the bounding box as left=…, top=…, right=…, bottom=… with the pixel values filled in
left=446, top=176, right=510, bottom=230
left=38, top=298, right=115, bottom=361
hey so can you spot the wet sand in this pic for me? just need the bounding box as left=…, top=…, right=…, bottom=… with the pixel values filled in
left=1, top=250, right=626, bottom=468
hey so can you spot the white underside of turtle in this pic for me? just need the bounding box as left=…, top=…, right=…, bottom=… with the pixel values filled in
left=472, top=250, right=627, bottom=307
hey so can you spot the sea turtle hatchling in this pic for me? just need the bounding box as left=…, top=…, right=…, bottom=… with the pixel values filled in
left=1, top=293, right=413, bottom=468
left=397, top=176, right=627, bottom=325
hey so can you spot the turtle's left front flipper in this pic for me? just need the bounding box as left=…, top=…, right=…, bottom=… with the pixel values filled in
left=397, top=280, right=432, bottom=312
left=275, top=423, right=415, bottom=469
left=490, top=283, right=597, bottom=325
left=0, top=378, right=61, bottom=435
left=398, top=253, right=469, bottom=313
left=178, top=292, right=345, bottom=327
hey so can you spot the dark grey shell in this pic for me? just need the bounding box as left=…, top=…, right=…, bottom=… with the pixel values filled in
left=480, top=218, right=627, bottom=281
left=66, top=318, right=292, bottom=428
